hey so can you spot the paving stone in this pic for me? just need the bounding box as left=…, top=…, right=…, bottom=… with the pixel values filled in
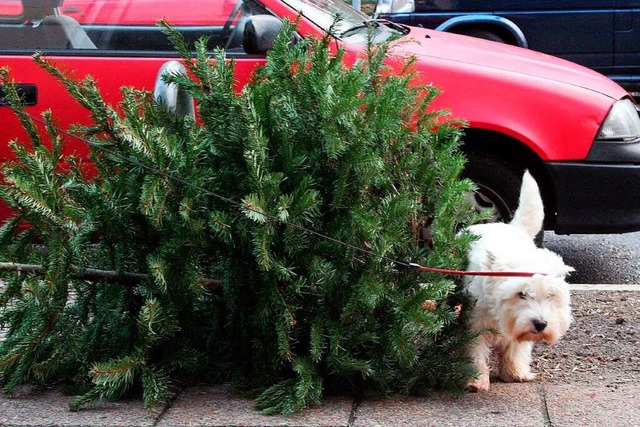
left=353, top=383, right=545, bottom=427
left=157, top=385, right=354, bottom=426
left=3, top=381, right=640, bottom=426
left=0, top=385, right=160, bottom=426
left=544, top=383, right=640, bottom=427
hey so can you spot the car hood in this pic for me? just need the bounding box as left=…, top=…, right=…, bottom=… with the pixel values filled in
left=391, top=26, right=627, bottom=100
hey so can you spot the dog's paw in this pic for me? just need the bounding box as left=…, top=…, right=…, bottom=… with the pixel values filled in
left=500, top=370, right=536, bottom=383
left=467, top=376, right=490, bottom=392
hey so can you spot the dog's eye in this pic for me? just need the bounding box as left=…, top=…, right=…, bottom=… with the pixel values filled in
left=518, top=291, right=528, bottom=300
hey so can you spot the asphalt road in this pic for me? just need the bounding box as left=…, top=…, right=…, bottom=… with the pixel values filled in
left=544, top=231, right=640, bottom=285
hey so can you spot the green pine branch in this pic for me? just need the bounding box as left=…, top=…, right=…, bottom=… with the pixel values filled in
left=0, top=20, right=479, bottom=414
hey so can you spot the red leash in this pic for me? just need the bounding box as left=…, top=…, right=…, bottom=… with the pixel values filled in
left=406, top=263, right=541, bottom=277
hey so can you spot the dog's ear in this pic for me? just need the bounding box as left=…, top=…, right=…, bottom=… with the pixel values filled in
left=482, top=250, right=498, bottom=271
left=558, top=264, right=575, bottom=278
left=541, top=248, right=575, bottom=278
left=482, top=250, right=513, bottom=285
left=483, top=250, right=514, bottom=272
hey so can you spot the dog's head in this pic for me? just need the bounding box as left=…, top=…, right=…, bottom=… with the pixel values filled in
left=482, top=248, right=573, bottom=344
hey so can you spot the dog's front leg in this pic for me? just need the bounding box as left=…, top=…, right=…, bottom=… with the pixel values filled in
left=497, top=341, right=536, bottom=383
left=467, top=333, right=492, bottom=391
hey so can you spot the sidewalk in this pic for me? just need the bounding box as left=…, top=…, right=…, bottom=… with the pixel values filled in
left=2, top=382, right=639, bottom=426
left=1, top=286, right=638, bottom=427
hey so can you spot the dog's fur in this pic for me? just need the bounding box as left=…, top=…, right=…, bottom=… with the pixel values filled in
left=464, top=171, right=573, bottom=391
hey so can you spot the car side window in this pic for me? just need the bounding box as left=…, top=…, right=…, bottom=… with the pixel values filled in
left=0, top=0, right=22, bottom=16
left=0, top=0, right=271, bottom=54
left=0, top=0, right=94, bottom=50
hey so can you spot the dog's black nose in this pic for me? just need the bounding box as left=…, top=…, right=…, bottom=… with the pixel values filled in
left=532, top=319, right=548, bottom=332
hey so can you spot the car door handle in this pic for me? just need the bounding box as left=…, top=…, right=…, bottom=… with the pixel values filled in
left=0, top=84, right=38, bottom=106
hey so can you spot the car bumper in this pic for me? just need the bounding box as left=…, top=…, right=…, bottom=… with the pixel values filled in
left=546, top=161, right=640, bottom=234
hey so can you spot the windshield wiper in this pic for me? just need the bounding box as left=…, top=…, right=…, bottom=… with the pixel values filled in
left=340, top=18, right=406, bottom=38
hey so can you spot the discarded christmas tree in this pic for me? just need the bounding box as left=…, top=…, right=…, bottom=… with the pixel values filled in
left=0, top=22, right=479, bottom=414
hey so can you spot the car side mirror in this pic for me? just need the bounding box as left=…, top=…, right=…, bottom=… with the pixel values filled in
left=242, top=15, right=289, bottom=54
left=153, top=60, right=195, bottom=119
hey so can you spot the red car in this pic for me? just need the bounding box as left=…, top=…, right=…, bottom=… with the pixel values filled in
left=1, top=0, right=640, bottom=235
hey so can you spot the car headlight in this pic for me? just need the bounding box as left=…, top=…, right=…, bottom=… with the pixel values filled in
left=596, top=99, right=640, bottom=142
left=375, top=0, right=415, bottom=14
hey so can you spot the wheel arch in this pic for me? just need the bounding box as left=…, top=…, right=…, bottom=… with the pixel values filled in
left=460, top=128, right=557, bottom=230
left=436, top=15, right=528, bottom=48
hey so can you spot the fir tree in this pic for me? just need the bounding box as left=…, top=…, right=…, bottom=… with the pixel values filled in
left=0, top=22, right=480, bottom=414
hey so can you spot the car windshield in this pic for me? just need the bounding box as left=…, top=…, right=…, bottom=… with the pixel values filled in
left=279, top=0, right=405, bottom=43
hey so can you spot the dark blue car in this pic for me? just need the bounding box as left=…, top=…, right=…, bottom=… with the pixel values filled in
left=374, top=0, right=640, bottom=96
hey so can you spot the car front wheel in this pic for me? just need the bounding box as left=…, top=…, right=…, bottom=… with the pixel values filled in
left=463, top=152, right=544, bottom=245
left=454, top=28, right=506, bottom=44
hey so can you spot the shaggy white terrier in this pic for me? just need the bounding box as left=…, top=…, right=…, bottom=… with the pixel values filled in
left=465, top=171, right=573, bottom=391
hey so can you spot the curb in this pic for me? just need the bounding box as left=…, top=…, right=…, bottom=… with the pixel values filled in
left=569, top=284, right=640, bottom=291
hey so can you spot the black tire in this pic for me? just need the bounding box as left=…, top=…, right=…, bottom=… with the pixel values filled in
left=455, top=28, right=506, bottom=44
left=463, top=152, right=544, bottom=246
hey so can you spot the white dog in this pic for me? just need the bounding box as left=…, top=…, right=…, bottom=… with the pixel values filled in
left=464, top=171, right=573, bottom=391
